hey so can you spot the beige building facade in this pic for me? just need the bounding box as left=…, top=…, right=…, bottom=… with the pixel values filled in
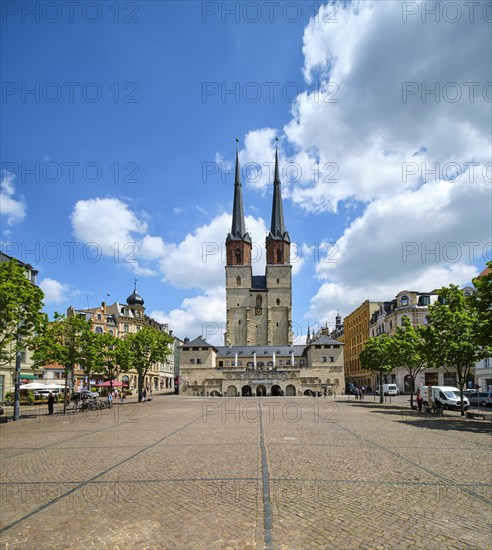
left=67, top=286, right=176, bottom=392
left=368, top=287, right=476, bottom=392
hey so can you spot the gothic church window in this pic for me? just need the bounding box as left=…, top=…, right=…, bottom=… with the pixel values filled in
left=276, top=249, right=282, bottom=263
left=256, top=295, right=262, bottom=307
left=235, top=248, right=242, bottom=264
left=236, top=276, right=241, bottom=285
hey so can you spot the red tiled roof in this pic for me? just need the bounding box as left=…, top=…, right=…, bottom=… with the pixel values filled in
left=478, top=266, right=491, bottom=278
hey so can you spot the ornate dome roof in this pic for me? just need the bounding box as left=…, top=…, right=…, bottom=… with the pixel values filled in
left=126, top=289, right=144, bottom=306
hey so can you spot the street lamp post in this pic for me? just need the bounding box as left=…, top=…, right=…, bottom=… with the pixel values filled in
left=13, top=345, right=22, bottom=421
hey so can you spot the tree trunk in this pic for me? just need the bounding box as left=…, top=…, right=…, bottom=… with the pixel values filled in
left=410, top=374, right=415, bottom=408
left=459, top=385, right=465, bottom=416
left=138, top=374, right=143, bottom=403
left=459, top=367, right=470, bottom=417
left=379, top=370, right=384, bottom=404
left=63, top=369, right=69, bottom=414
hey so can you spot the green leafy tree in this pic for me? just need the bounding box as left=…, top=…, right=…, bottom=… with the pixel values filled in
left=388, top=317, right=427, bottom=407
left=0, top=259, right=46, bottom=420
left=32, top=313, right=92, bottom=413
left=98, top=333, right=128, bottom=393
left=119, top=327, right=173, bottom=402
left=471, top=261, right=492, bottom=347
left=0, top=259, right=46, bottom=366
left=79, top=330, right=105, bottom=390
left=359, top=334, right=393, bottom=404
left=422, top=285, right=492, bottom=416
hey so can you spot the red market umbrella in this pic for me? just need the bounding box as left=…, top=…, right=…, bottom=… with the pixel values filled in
left=97, top=380, right=123, bottom=387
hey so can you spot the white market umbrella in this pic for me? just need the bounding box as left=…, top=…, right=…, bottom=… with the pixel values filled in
left=44, top=384, right=65, bottom=390
left=19, top=382, right=47, bottom=390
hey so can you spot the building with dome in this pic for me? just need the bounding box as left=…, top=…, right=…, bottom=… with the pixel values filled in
left=66, top=283, right=176, bottom=392
left=179, top=146, right=345, bottom=397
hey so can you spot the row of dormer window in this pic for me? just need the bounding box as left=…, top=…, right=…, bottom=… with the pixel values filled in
left=314, top=344, right=340, bottom=349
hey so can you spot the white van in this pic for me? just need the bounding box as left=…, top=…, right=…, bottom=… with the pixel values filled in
left=376, top=384, right=398, bottom=396
left=421, top=386, right=469, bottom=411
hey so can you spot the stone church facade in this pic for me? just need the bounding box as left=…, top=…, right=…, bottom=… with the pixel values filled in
left=179, top=145, right=345, bottom=397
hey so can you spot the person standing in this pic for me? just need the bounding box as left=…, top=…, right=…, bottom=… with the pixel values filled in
left=47, top=392, right=55, bottom=415
left=416, top=388, right=423, bottom=412
left=107, top=392, right=113, bottom=408
left=143, top=388, right=147, bottom=402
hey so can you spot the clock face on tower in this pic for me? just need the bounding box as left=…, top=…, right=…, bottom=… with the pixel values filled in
left=255, top=307, right=262, bottom=315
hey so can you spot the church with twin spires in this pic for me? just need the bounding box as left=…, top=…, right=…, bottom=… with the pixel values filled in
left=179, top=143, right=345, bottom=397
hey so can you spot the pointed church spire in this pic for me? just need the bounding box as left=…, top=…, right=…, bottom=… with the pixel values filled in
left=274, top=139, right=280, bottom=184
left=269, top=138, right=290, bottom=242
left=229, top=139, right=251, bottom=243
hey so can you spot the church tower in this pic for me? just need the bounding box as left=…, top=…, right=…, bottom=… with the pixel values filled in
left=265, top=142, right=292, bottom=345
left=224, top=141, right=292, bottom=347
left=224, top=145, right=252, bottom=346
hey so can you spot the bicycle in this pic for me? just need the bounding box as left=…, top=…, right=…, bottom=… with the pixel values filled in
left=79, top=400, right=110, bottom=412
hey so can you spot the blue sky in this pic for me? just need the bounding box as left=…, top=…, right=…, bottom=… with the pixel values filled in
left=1, top=1, right=491, bottom=344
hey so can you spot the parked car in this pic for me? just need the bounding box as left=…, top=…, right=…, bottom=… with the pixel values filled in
left=421, top=386, right=469, bottom=411
left=466, top=392, right=492, bottom=407
left=34, top=388, right=63, bottom=398
left=74, top=390, right=99, bottom=400
left=345, top=382, right=356, bottom=395
left=375, top=384, right=398, bottom=396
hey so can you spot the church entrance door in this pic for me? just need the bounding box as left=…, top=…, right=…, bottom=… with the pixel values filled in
left=256, top=385, right=267, bottom=396
left=286, top=384, right=296, bottom=396
left=271, top=385, right=282, bottom=396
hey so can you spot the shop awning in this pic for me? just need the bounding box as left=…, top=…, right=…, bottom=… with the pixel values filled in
left=20, top=374, right=38, bottom=379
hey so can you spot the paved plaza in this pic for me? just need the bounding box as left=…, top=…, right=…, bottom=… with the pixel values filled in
left=0, top=395, right=491, bottom=549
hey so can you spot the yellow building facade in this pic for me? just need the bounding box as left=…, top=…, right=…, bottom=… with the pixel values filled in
left=343, top=300, right=379, bottom=389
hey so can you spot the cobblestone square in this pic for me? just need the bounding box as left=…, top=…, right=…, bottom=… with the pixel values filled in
left=1, top=396, right=491, bottom=549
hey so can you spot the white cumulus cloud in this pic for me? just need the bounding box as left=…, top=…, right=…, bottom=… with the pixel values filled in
left=39, top=278, right=70, bottom=305
left=150, top=287, right=226, bottom=345
left=1, top=172, right=26, bottom=226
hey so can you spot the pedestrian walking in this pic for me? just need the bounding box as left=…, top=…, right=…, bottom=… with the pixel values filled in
left=323, top=387, right=327, bottom=398
left=360, top=387, right=364, bottom=400
left=355, top=387, right=359, bottom=400
left=107, top=392, right=113, bottom=408
left=47, top=391, right=55, bottom=415
left=416, top=388, right=423, bottom=412
left=143, top=389, right=147, bottom=402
